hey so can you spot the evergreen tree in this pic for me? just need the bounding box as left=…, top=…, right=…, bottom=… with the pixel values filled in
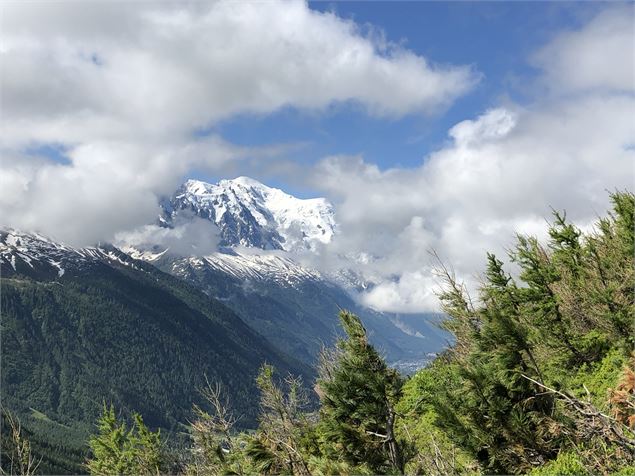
left=316, top=311, right=404, bottom=474
left=581, top=192, right=634, bottom=343
left=86, top=404, right=165, bottom=475
left=435, top=254, right=558, bottom=474
left=513, top=233, right=585, bottom=361
left=428, top=191, right=635, bottom=474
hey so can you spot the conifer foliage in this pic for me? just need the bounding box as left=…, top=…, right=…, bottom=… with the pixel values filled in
left=86, top=404, right=165, bottom=475
left=316, top=311, right=405, bottom=474
left=416, top=191, right=635, bottom=474
left=183, top=312, right=406, bottom=476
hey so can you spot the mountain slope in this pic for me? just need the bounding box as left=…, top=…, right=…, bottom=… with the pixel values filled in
left=0, top=230, right=311, bottom=472
left=143, top=249, right=447, bottom=365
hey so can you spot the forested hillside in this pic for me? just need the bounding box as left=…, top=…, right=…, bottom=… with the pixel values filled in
left=156, top=252, right=447, bottom=366
left=0, top=249, right=310, bottom=473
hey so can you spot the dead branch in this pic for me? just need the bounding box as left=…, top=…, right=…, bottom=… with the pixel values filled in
left=521, top=374, right=635, bottom=451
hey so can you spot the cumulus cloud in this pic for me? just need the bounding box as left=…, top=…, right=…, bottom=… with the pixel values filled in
left=0, top=0, right=477, bottom=245
left=311, top=97, right=633, bottom=312
left=305, top=6, right=635, bottom=313
left=531, top=5, right=634, bottom=95
left=2, top=1, right=477, bottom=143
left=0, top=136, right=284, bottom=245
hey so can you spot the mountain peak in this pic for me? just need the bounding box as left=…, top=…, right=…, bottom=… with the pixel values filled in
left=165, top=177, right=336, bottom=252
left=184, top=176, right=266, bottom=192
left=225, top=176, right=267, bottom=188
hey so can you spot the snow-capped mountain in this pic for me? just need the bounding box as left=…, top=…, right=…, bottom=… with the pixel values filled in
left=128, top=245, right=324, bottom=289
left=162, top=177, right=336, bottom=252
left=151, top=176, right=368, bottom=293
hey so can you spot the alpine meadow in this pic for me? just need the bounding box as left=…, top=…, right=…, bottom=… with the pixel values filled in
left=0, top=2, right=633, bottom=475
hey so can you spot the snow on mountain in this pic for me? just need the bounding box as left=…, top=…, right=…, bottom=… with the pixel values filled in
left=125, top=243, right=322, bottom=289
left=124, top=176, right=378, bottom=309
left=127, top=176, right=374, bottom=292
left=162, top=177, right=336, bottom=252
left=171, top=251, right=322, bottom=287
left=1, top=178, right=360, bottom=295
left=0, top=228, right=143, bottom=279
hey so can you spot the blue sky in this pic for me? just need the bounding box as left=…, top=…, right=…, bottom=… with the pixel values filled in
left=200, top=1, right=606, bottom=195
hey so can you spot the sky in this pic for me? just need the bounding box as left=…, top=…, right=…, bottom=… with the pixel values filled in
left=206, top=1, right=610, bottom=193
left=1, top=1, right=634, bottom=312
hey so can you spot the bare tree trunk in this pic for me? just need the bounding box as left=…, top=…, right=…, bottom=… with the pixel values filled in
left=1, top=408, right=41, bottom=476
left=386, top=402, right=404, bottom=474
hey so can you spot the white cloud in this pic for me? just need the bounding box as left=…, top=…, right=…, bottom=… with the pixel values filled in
left=312, top=95, right=633, bottom=312
left=115, top=213, right=220, bottom=257
left=1, top=0, right=477, bottom=147
left=449, top=108, right=517, bottom=147
left=0, top=0, right=477, bottom=245
left=362, top=270, right=440, bottom=314
left=531, top=5, right=634, bottom=95
left=307, top=6, right=635, bottom=313
left=0, top=136, right=279, bottom=245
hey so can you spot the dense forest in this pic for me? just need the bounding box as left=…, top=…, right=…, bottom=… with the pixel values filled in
left=2, top=191, right=633, bottom=475
left=0, top=255, right=310, bottom=473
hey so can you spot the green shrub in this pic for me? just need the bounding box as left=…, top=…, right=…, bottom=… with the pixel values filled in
left=529, top=451, right=588, bottom=476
